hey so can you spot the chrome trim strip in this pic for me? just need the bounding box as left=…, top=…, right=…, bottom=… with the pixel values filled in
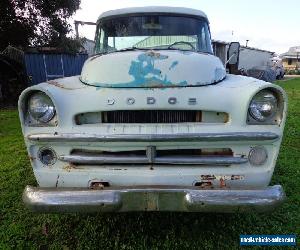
left=60, top=155, right=149, bottom=164
left=155, top=156, right=248, bottom=165
left=27, top=132, right=279, bottom=142
left=59, top=154, right=248, bottom=165
left=23, top=185, right=285, bottom=213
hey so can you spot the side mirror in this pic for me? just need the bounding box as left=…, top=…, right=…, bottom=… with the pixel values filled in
left=227, top=42, right=240, bottom=65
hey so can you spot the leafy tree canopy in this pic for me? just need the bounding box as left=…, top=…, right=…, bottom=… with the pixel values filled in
left=0, top=0, right=81, bottom=51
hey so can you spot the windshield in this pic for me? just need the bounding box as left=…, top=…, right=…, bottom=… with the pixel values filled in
left=95, top=15, right=213, bottom=54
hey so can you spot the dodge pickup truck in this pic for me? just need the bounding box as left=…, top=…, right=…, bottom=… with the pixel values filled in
left=19, top=6, right=287, bottom=213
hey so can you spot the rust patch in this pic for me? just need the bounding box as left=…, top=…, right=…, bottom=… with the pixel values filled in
left=195, top=181, right=213, bottom=188
left=201, top=175, right=244, bottom=181
left=90, top=181, right=110, bottom=189
left=201, top=174, right=244, bottom=188
left=219, top=178, right=226, bottom=188
left=47, top=80, right=86, bottom=90
left=201, top=175, right=216, bottom=181
left=91, top=183, right=104, bottom=190
left=147, top=50, right=161, bottom=58
left=28, top=155, right=36, bottom=162
left=47, top=80, right=70, bottom=89
left=223, top=113, right=230, bottom=123
left=63, top=164, right=82, bottom=172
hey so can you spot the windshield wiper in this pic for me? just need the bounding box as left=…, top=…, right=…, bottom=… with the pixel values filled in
left=93, top=47, right=146, bottom=56
left=156, top=47, right=194, bottom=52
left=94, top=46, right=197, bottom=56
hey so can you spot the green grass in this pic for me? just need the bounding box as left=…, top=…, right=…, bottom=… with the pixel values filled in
left=0, top=79, right=299, bottom=249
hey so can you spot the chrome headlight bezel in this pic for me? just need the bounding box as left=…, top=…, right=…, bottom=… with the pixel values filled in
left=247, top=88, right=284, bottom=125
left=25, top=91, right=57, bottom=126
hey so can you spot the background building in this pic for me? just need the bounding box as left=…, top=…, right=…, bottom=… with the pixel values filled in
left=281, top=46, right=300, bottom=71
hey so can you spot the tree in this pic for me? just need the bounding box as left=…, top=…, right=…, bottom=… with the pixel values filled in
left=0, top=0, right=81, bottom=51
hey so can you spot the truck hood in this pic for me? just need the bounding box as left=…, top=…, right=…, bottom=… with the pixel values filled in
left=80, top=50, right=226, bottom=88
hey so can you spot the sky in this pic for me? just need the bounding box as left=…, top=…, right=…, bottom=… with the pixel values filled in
left=72, top=0, right=300, bottom=54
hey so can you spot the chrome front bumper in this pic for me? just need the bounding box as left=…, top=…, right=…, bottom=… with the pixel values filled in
left=23, top=185, right=285, bottom=213
left=27, top=132, right=279, bottom=142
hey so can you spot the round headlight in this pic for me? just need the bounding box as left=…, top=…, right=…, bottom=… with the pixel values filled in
left=28, top=92, right=56, bottom=123
left=249, top=90, right=278, bottom=122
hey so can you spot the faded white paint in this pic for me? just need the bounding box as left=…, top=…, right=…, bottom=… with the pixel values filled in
left=18, top=7, right=287, bottom=192
left=81, top=50, right=226, bottom=87
left=98, top=6, right=208, bottom=22
left=19, top=74, right=287, bottom=188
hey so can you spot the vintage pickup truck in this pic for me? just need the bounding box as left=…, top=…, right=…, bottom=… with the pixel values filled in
left=19, top=6, right=287, bottom=213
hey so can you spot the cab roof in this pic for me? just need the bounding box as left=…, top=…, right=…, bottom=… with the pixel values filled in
left=97, top=6, right=208, bottom=22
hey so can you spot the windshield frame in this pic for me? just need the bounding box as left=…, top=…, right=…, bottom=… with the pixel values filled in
left=94, top=13, right=213, bottom=55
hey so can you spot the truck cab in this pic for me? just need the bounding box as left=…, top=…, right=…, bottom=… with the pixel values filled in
left=19, top=7, right=287, bottom=213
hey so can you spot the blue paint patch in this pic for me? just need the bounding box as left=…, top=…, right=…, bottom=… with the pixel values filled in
left=95, top=52, right=187, bottom=88
left=169, top=61, right=179, bottom=70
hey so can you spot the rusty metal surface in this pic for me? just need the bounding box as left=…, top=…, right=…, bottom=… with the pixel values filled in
left=23, top=185, right=285, bottom=213
left=27, top=132, right=279, bottom=143
left=47, top=80, right=86, bottom=90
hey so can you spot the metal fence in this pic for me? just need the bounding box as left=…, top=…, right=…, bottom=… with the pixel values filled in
left=24, top=53, right=88, bottom=85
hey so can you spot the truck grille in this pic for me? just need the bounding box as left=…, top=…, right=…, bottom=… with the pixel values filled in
left=75, top=110, right=229, bottom=125
left=102, top=110, right=201, bottom=123
left=58, top=148, right=249, bottom=166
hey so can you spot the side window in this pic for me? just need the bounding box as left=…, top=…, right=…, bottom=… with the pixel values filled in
left=108, top=37, right=116, bottom=50
left=198, top=23, right=212, bottom=53
left=99, top=28, right=105, bottom=51
left=199, top=26, right=205, bottom=50
left=95, top=27, right=107, bottom=53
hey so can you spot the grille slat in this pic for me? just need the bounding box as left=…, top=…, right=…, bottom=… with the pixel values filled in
left=102, top=110, right=200, bottom=123
left=59, top=148, right=246, bottom=166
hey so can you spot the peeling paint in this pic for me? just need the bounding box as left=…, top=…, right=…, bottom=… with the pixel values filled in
left=169, top=61, right=179, bottom=70
left=81, top=50, right=226, bottom=88
left=200, top=175, right=244, bottom=188
left=95, top=52, right=187, bottom=88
